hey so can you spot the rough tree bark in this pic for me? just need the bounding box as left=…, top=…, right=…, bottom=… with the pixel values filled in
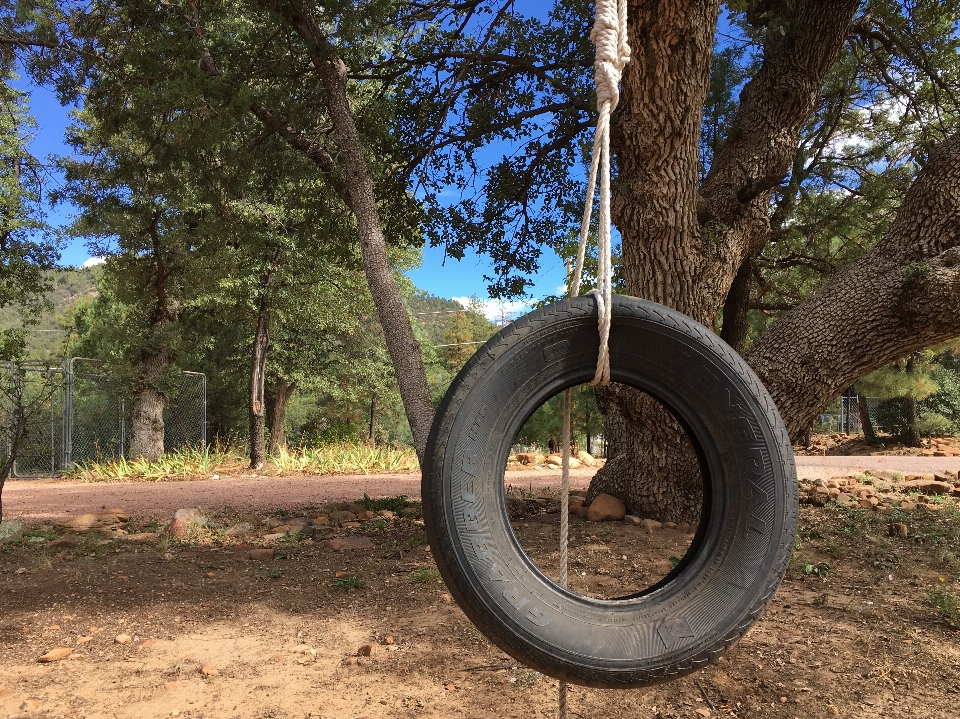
left=587, top=0, right=904, bottom=520
left=266, top=378, right=297, bottom=456
left=249, top=302, right=270, bottom=470
left=128, top=214, right=178, bottom=462
left=256, top=0, right=435, bottom=462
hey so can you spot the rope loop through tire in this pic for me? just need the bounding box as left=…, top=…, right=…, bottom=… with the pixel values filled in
left=423, top=296, right=798, bottom=688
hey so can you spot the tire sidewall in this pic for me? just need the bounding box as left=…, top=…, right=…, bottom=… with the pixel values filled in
left=423, top=296, right=798, bottom=687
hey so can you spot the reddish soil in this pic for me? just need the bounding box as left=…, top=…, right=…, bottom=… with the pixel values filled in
left=2, top=470, right=960, bottom=719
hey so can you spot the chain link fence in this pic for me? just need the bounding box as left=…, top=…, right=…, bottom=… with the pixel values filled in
left=816, top=396, right=914, bottom=436
left=6, top=359, right=205, bottom=477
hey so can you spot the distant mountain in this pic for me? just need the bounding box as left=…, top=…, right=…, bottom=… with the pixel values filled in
left=0, top=267, right=101, bottom=359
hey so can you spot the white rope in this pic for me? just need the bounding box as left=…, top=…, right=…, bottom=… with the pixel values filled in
left=560, top=3, right=630, bottom=717
left=570, top=0, right=631, bottom=387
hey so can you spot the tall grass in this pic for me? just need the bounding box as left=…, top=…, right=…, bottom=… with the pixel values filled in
left=65, top=441, right=418, bottom=482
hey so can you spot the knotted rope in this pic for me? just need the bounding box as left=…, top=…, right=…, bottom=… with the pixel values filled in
left=559, top=2, right=630, bottom=716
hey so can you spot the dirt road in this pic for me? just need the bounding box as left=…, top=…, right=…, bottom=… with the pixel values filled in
left=4, top=455, right=957, bottom=522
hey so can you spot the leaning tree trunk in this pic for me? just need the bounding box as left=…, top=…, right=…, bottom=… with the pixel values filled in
left=858, top=394, right=877, bottom=444
left=266, top=378, right=296, bottom=456
left=257, top=0, right=436, bottom=462
left=587, top=0, right=868, bottom=521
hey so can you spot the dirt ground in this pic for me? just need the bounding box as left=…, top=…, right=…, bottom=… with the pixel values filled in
left=794, top=434, right=960, bottom=458
left=3, top=468, right=960, bottom=719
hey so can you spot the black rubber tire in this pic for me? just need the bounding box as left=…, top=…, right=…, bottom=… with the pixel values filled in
left=422, top=295, right=798, bottom=688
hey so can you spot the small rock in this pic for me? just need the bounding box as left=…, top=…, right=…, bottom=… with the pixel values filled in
left=863, top=696, right=882, bottom=707
left=359, top=510, right=376, bottom=521
left=676, top=522, right=691, bottom=533
left=200, top=664, right=219, bottom=676
left=114, top=634, right=131, bottom=645
left=401, top=507, right=420, bottom=519
left=167, top=508, right=207, bottom=539
left=38, top=647, right=73, bottom=662
left=440, top=593, right=452, bottom=603
left=640, top=519, right=662, bottom=534
left=623, top=515, right=642, bottom=526
left=383, top=635, right=395, bottom=645
left=663, top=521, right=677, bottom=529
left=358, top=644, right=377, bottom=657
left=587, top=493, right=627, bottom=522
left=341, top=522, right=362, bottom=529
left=47, top=534, right=79, bottom=551
left=262, top=533, right=286, bottom=542
left=19, top=700, right=40, bottom=712
left=330, top=511, right=357, bottom=523
left=248, top=548, right=275, bottom=561
left=328, top=537, right=375, bottom=550
left=696, top=709, right=711, bottom=718
left=516, top=452, right=545, bottom=466
left=900, top=500, right=918, bottom=511
left=136, top=638, right=157, bottom=649
left=377, top=510, right=395, bottom=519
left=312, top=517, right=329, bottom=526
left=224, top=523, right=253, bottom=537
left=888, top=523, right=908, bottom=538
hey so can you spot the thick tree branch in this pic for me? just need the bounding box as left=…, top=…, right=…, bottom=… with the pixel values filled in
left=747, top=133, right=960, bottom=441
left=697, top=1, right=860, bottom=239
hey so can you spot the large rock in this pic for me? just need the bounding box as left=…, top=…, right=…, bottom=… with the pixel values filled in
left=575, top=450, right=596, bottom=467
left=56, top=509, right=128, bottom=533
left=0, top=520, right=25, bottom=545
left=586, top=493, right=627, bottom=522
left=897, top=479, right=953, bottom=495
left=516, top=452, right=545, bottom=466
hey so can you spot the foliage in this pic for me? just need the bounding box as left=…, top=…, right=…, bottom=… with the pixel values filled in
left=331, top=574, right=367, bottom=591
left=65, top=441, right=419, bottom=482
left=927, top=581, right=960, bottom=629
left=408, top=567, right=440, bottom=584
left=514, top=384, right=603, bottom=453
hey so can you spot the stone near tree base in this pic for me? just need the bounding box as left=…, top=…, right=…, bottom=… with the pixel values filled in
left=587, top=494, right=627, bottom=522
left=624, top=515, right=643, bottom=526
left=676, top=522, right=691, bottom=533
left=640, top=519, right=662, bottom=534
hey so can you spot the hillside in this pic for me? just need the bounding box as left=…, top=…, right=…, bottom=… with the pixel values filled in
left=0, top=266, right=101, bottom=359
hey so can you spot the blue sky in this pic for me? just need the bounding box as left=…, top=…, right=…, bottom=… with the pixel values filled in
left=12, top=0, right=570, bottom=317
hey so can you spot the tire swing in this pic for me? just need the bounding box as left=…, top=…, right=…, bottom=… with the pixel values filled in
left=421, top=0, right=798, bottom=692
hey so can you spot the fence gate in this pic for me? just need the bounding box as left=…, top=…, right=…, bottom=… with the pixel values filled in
left=9, top=358, right=206, bottom=477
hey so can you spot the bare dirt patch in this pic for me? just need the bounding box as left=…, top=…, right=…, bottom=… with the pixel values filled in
left=2, top=484, right=960, bottom=719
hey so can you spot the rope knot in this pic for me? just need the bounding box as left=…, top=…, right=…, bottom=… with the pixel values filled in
left=591, top=0, right=632, bottom=112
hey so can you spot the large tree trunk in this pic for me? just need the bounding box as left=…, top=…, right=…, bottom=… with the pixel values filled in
left=266, top=378, right=296, bottom=455
left=257, top=0, right=435, bottom=462
left=129, top=214, right=178, bottom=463
left=249, top=305, right=270, bottom=470
left=587, top=0, right=869, bottom=520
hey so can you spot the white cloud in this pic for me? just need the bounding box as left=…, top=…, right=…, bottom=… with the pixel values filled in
left=451, top=296, right=536, bottom=324
left=81, top=256, right=106, bottom=268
